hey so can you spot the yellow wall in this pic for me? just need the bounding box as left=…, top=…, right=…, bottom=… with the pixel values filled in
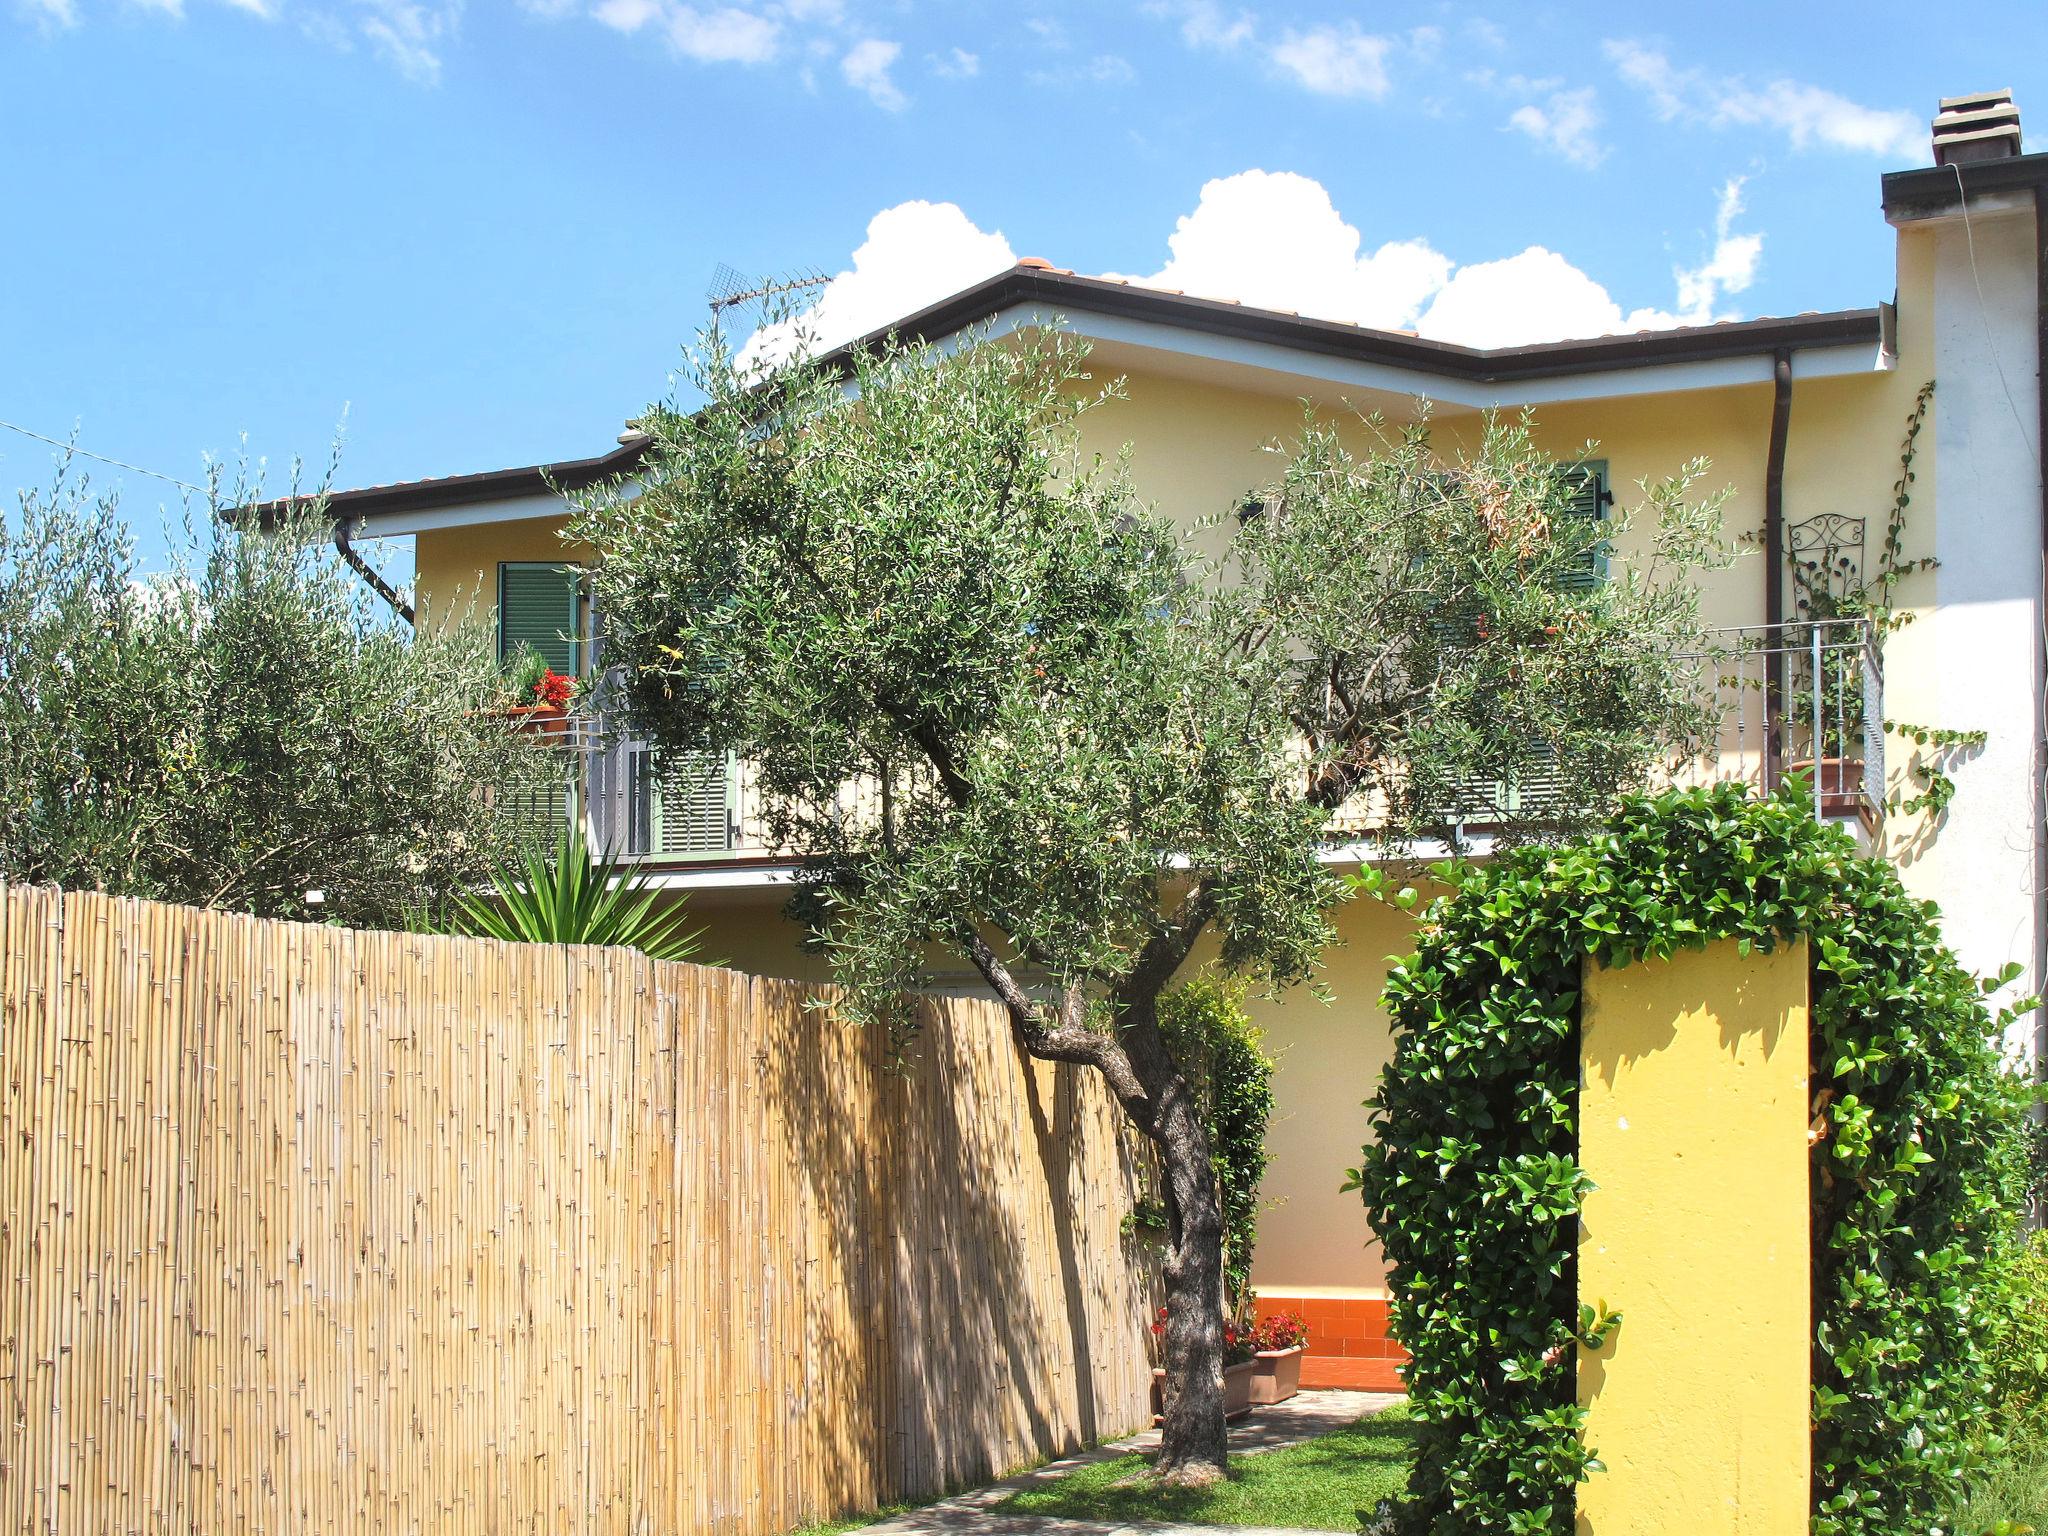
left=414, top=515, right=589, bottom=637
left=1235, top=892, right=1417, bottom=1298
left=1577, top=938, right=1811, bottom=1536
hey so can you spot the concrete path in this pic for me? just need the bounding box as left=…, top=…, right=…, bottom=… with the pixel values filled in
left=853, top=1389, right=1403, bottom=1536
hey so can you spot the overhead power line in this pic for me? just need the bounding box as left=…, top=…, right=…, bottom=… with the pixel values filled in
left=0, top=417, right=206, bottom=495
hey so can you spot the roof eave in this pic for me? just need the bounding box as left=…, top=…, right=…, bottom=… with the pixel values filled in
left=238, top=439, right=649, bottom=526
left=288, top=267, right=1884, bottom=524
left=821, top=266, right=1881, bottom=385
left=1883, top=151, right=2048, bottom=222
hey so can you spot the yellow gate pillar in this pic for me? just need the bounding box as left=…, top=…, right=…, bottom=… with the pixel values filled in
left=1576, top=938, right=1810, bottom=1536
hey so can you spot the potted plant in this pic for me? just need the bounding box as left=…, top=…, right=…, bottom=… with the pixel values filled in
left=1248, top=1309, right=1309, bottom=1405
left=1149, top=1309, right=1259, bottom=1424
left=502, top=646, right=576, bottom=742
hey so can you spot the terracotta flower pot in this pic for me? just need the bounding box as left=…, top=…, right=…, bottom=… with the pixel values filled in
left=1150, top=1360, right=1259, bottom=1425
left=1784, top=755, right=1873, bottom=826
left=1250, top=1344, right=1304, bottom=1405
left=504, top=704, right=570, bottom=743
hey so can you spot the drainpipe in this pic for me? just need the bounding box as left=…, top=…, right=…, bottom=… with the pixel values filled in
left=1764, top=347, right=1795, bottom=789
left=2034, top=185, right=2048, bottom=1091
left=333, top=514, right=416, bottom=627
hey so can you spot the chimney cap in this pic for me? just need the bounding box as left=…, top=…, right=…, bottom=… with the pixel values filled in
left=1933, top=88, right=2021, bottom=165
left=1939, top=87, right=2014, bottom=113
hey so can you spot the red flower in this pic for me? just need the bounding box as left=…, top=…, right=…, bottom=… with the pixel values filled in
left=530, top=669, right=574, bottom=710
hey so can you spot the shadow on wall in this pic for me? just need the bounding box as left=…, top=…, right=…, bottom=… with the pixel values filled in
left=761, top=984, right=1160, bottom=1514
left=0, top=886, right=1157, bottom=1536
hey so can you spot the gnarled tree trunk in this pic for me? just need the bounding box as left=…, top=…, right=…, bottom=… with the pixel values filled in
left=1118, top=996, right=1231, bottom=1483
left=969, top=922, right=1235, bottom=1480
left=1150, top=1086, right=1230, bottom=1482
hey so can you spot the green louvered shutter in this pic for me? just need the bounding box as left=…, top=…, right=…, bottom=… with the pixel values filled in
left=1556, top=462, right=1611, bottom=592
left=498, top=562, right=584, bottom=673
left=626, top=746, right=734, bottom=858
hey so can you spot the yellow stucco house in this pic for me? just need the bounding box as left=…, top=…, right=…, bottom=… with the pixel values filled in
left=308, top=100, right=2046, bottom=1389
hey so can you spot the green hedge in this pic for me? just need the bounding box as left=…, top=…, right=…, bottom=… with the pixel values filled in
left=1352, top=784, right=2031, bottom=1536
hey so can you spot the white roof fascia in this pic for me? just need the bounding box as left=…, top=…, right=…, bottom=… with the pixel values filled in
left=972, top=303, right=1888, bottom=409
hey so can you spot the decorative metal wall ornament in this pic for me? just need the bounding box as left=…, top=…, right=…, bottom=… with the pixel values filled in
left=1787, top=513, right=1868, bottom=619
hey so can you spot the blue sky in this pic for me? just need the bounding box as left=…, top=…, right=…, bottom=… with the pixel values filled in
left=4, top=0, right=2044, bottom=560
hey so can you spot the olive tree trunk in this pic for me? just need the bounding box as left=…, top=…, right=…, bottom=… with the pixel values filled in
left=1118, top=999, right=1231, bottom=1483
left=1150, top=1086, right=1231, bottom=1482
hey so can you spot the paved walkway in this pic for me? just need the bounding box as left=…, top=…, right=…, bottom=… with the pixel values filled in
left=854, top=1389, right=1403, bottom=1536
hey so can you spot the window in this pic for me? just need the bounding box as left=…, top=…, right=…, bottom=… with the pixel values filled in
left=627, top=745, right=735, bottom=858
left=497, top=562, right=585, bottom=673
left=1555, top=460, right=1612, bottom=593
left=1432, top=461, right=1609, bottom=827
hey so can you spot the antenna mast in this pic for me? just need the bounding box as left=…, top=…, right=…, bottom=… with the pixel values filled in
left=705, top=264, right=829, bottom=326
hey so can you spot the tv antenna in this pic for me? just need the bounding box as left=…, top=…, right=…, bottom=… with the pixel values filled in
left=706, top=263, right=829, bottom=326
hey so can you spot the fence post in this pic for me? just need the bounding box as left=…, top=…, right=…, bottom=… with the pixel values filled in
left=1576, top=938, right=1811, bottom=1535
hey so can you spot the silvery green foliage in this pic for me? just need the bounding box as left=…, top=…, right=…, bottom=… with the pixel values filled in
left=579, top=322, right=1731, bottom=1476
left=0, top=461, right=556, bottom=929
left=579, top=326, right=1730, bottom=1044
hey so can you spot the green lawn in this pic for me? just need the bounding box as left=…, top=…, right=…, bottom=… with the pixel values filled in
left=1942, top=1425, right=2048, bottom=1536
left=995, top=1406, right=1415, bottom=1530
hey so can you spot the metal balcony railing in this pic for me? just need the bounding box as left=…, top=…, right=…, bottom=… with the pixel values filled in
left=1664, top=618, right=1884, bottom=826
left=533, top=621, right=1884, bottom=867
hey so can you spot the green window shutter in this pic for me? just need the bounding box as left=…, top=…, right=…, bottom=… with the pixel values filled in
left=627, top=746, right=734, bottom=858
left=1556, top=462, right=1611, bottom=592
left=498, top=562, right=583, bottom=673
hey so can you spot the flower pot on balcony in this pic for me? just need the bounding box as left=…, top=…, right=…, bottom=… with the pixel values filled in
left=504, top=703, right=570, bottom=743
left=1249, top=1345, right=1305, bottom=1405
left=1784, top=754, right=1873, bottom=827
left=1150, top=1361, right=1257, bottom=1425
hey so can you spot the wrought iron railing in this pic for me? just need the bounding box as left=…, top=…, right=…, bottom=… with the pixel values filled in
left=539, top=621, right=1884, bottom=865
left=1664, top=618, right=1884, bottom=824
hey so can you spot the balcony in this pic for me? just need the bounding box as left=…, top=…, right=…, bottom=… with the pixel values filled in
left=545, top=618, right=1882, bottom=875
left=1664, top=618, right=1885, bottom=833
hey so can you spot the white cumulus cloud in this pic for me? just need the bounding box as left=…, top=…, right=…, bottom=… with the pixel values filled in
left=1507, top=85, right=1606, bottom=169
left=1416, top=173, right=1762, bottom=344
left=1604, top=41, right=1926, bottom=161
left=358, top=0, right=460, bottom=85
left=667, top=5, right=780, bottom=63
left=746, top=168, right=1772, bottom=359
left=737, top=200, right=1016, bottom=370
left=1106, top=170, right=1451, bottom=331
left=1145, top=0, right=1253, bottom=51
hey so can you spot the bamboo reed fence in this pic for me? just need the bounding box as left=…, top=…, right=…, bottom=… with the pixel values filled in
left=0, top=885, right=1156, bottom=1535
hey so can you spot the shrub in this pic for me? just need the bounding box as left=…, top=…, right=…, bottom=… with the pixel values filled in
left=1157, top=976, right=1277, bottom=1321
left=1351, top=783, right=2031, bottom=1536
left=1986, top=1231, right=2048, bottom=1427
left=0, top=468, right=557, bottom=928
left=425, top=818, right=706, bottom=962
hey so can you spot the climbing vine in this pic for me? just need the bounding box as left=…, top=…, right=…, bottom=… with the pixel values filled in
left=1142, top=975, right=1276, bottom=1324
left=1352, top=783, right=2032, bottom=1536
left=1788, top=381, right=1983, bottom=820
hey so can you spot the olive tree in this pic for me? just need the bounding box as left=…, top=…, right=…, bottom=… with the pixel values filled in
left=0, top=463, right=557, bottom=928
left=575, top=326, right=1729, bottom=1480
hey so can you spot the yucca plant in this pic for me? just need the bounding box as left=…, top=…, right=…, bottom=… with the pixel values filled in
left=442, top=818, right=707, bottom=961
